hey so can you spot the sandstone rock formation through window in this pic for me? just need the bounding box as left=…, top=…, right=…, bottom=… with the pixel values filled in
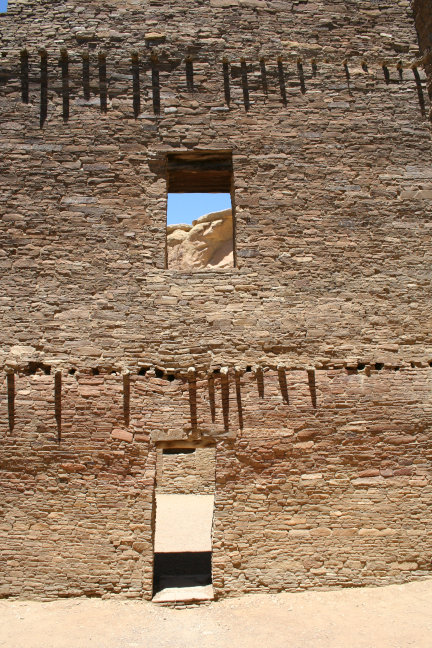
left=166, top=151, right=234, bottom=270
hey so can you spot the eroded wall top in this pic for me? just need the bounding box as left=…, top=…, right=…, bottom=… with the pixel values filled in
left=0, top=0, right=421, bottom=62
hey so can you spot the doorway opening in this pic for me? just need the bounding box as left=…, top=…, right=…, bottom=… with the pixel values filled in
left=153, top=552, right=212, bottom=597
left=152, top=442, right=216, bottom=603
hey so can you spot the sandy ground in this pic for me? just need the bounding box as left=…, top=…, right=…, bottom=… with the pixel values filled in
left=1, top=579, right=432, bottom=648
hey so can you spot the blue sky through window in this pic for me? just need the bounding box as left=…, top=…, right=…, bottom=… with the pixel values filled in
left=0, top=0, right=7, bottom=13
left=167, top=193, right=231, bottom=226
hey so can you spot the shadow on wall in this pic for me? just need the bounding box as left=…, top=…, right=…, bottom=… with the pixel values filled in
left=167, top=208, right=233, bottom=270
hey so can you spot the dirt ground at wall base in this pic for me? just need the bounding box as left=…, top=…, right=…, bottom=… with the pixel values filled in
left=1, top=579, right=431, bottom=648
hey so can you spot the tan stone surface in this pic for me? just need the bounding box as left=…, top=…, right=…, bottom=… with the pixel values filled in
left=152, top=583, right=214, bottom=603
left=0, top=3, right=431, bottom=372
left=1, top=0, right=432, bottom=604
left=156, top=446, right=216, bottom=495
left=1, top=368, right=432, bottom=599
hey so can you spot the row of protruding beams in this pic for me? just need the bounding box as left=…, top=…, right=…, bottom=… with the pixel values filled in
left=5, top=359, right=431, bottom=440
left=5, top=360, right=432, bottom=442
left=2, top=367, right=318, bottom=440
left=14, top=49, right=429, bottom=126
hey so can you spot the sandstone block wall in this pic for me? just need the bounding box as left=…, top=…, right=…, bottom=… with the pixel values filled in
left=1, top=0, right=432, bottom=599
left=1, top=367, right=432, bottom=599
left=0, top=371, right=155, bottom=598
left=0, top=2, right=431, bottom=372
left=156, top=446, right=216, bottom=494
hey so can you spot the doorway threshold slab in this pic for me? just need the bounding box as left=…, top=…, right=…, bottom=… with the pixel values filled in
left=153, top=584, right=214, bottom=603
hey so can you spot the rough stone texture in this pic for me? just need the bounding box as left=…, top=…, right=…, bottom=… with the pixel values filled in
left=156, top=447, right=216, bottom=494
left=1, top=367, right=432, bottom=599
left=1, top=0, right=432, bottom=600
left=167, top=209, right=233, bottom=270
left=0, top=3, right=431, bottom=372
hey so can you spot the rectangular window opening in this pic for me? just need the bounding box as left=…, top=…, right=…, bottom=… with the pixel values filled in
left=166, top=151, right=235, bottom=270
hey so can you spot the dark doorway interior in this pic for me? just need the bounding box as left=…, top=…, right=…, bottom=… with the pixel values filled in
left=153, top=551, right=212, bottom=596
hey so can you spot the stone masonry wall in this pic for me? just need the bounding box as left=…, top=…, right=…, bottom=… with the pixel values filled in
left=156, top=447, right=216, bottom=494
left=0, top=371, right=156, bottom=599
left=1, top=0, right=432, bottom=599
left=0, top=0, right=422, bottom=60
left=0, top=1, right=431, bottom=372
left=214, top=367, right=432, bottom=594
left=1, top=367, right=432, bottom=598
